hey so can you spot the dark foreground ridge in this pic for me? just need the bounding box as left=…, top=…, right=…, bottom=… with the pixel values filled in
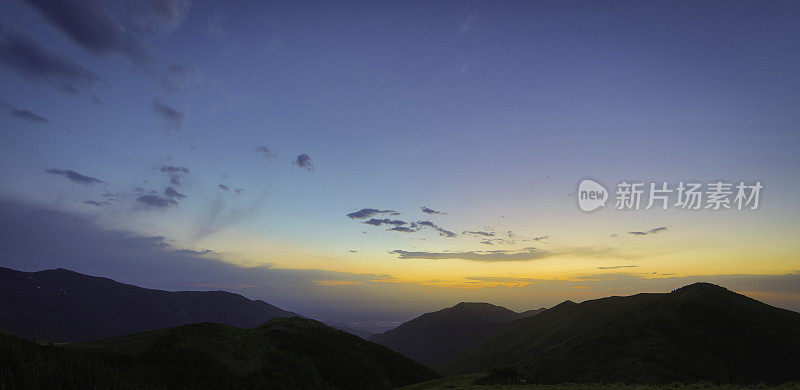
left=0, top=266, right=297, bottom=342
left=436, top=283, right=800, bottom=384
left=0, top=316, right=439, bottom=389
left=369, top=302, right=544, bottom=367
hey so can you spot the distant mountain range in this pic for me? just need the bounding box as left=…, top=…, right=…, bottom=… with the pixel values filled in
left=369, top=302, right=545, bottom=367
left=435, top=283, right=800, bottom=384
left=0, top=267, right=297, bottom=342
left=0, top=317, right=439, bottom=389
left=3, top=266, right=799, bottom=386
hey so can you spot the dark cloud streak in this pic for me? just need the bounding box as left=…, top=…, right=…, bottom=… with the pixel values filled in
left=164, top=186, right=185, bottom=199
left=153, top=101, right=185, bottom=131
left=0, top=26, right=106, bottom=95
left=174, top=249, right=218, bottom=256
left=137, top=194, right=177, bottom=208
left=347, top=208, right=399, bottom=219
left=388, top=226, right=417, bottom=233
left=293, top=154, right=314, bottom=171
left=628, top=227, right=669, bottom=236
left=390, top=247, right=546, bottom=262
left=421, top=206, right=445, bottom=215
left=364, top=218, right=407, bottom=227
left=84, top=200, right=110, bottom=206
left=1, top=101, right=49, bottom=124
left=255, top=146, right=277, bottom=159
left=463, top=230, right=494, bottom=237
left=21, top=0, right=150, bottom=66
left=160, top=165, right=189, bottom=174
left=418, top=220, right=456, bottom=238
left=46, top=169, right=104, bottom=185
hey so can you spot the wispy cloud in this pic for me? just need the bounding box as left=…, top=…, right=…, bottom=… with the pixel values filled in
left=0, top=25, right=106, bottom=95
left=598, top=265, right=639, bottom=270
left=121, top=0, right=192, bottom=34
left=174, top=249, right=218, bottom=256
left=463, top=230, right=494, bottom=237
left=390, top=247, right=546, bottom=262
left=391, top=244, right=635, bottom=262
left=159, top=165, right=189, bottom=186
left=388, top=226, right=417, bottom=233
left=255, top=145, right=277, bottom=159
left=293, top=154, right=314, bottom=171
left=153, top=101, right=185, bottom=132
left=417, top=220, right=456, bottom=237
left=164, top=186, right=185, bottom=199
left=21, top=0, right=150, bottom=66
left=137, top=194, right=177, bottom=208
left=0, top=101, right=49, bottom=124
left=465, top=276, right=544, bottom=284
left=46, top=169, right=104, bottom=185
left=120, top=235, right=169, bottom=249
left=192, top=193, right=268, bottom=240
left=628, top=227, right=669, bottom=236
left=364, top=218, right=406, bottom=227
left=421, top=206, right=446, bottom=215
left=84, top=200, right=110, bottom=207
left=159, top=165, right=190, bottom=174
left=556, top=246, right=639, bottom=260
left=347, top=208, right=399, bottom=219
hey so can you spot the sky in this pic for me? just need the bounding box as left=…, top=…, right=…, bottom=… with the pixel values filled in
left=1, top=0, right=799, bottom=324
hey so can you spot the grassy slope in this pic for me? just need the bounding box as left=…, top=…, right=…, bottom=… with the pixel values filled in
left=437, top=284, right=800, bottom=384
left=0, top=317, right=438, bottom=389
left=400, top=373, right=800, bottom=390
left=369, top=302, right=544, bottom=367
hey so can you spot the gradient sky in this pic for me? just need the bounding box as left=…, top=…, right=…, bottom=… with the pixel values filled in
left=1, top=0, right=799, bottom=323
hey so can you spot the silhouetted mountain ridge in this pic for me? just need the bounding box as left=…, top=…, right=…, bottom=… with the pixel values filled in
left=0, top=266, right=297, bottom=342
left=0, top=316, right=438, bottom=389
left=437, top=282, right=800, bottom=384
left=369, top=301, right=545, bottom=367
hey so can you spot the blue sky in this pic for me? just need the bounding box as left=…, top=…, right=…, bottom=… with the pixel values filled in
left=1, top=0, right=799, bottom=322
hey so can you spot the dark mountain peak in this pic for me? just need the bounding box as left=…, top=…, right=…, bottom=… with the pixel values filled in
left=437, top=283, right=800, bottom=384
left=0, top=266, right=297, bottom=342
left=369, top=301, right=545, bottom=367
left=669, top=282, right=744, bottom=303
left=451, top=301, right=506, bottom=311
left=38, top=267, right=87, bottom=276
left=442, top=302, right=521, bottom=322
left=31, top=267, right=119, bottom=286
left=552, top=299, right=577, bottom=308
left=671, top=282, right=729, bottom=294
left=454, top=301, right=491, bottom=307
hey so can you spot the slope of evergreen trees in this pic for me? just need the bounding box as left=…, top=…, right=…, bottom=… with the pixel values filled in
left=0, top=317, right=438, bottom=389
